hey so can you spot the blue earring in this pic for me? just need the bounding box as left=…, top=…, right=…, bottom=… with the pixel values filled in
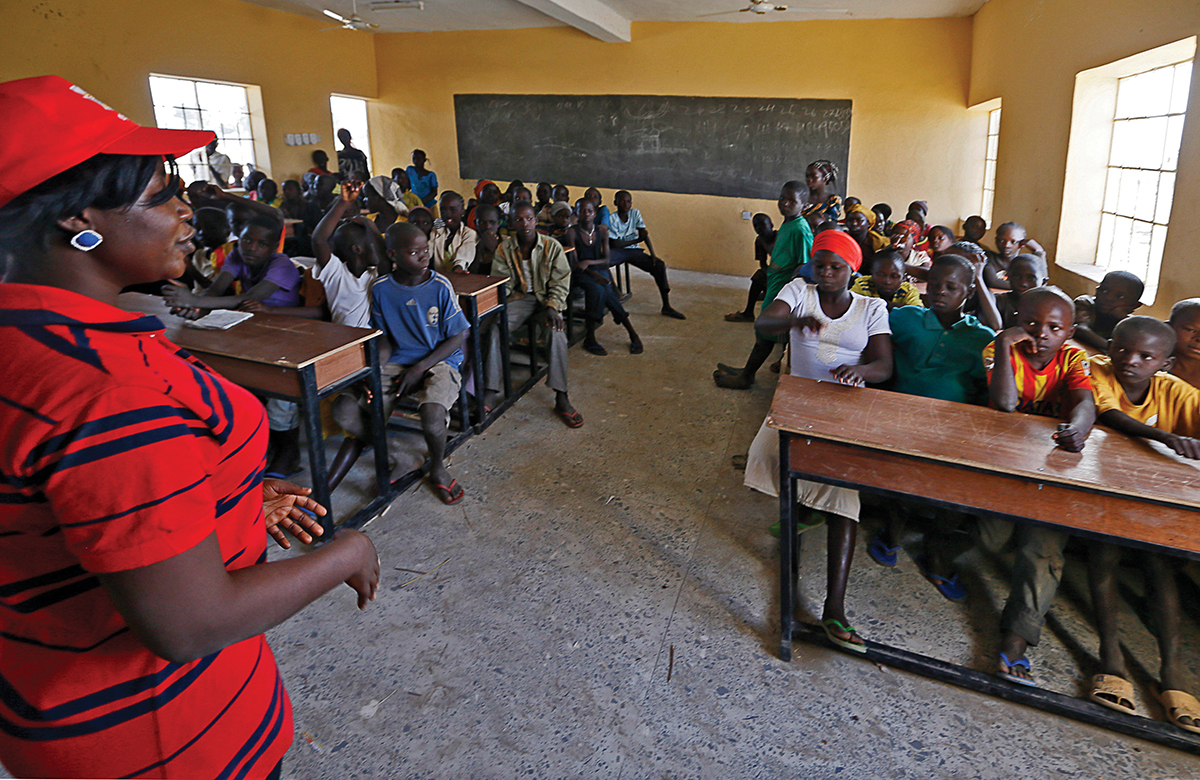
left=69, top=229, right=104, bottom=252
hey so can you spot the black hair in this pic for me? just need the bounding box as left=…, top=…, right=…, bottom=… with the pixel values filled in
left=242, top=213, right=283, bottom=242
left=0, top=153, right=175, bottom=260
left=412, top=149, right=426, bottom=157
left=1018, top=285, right=1075, bottom=315
left=872, top=203, right=892, bottom=220
left=1101, top=270, right=1146, bottom=297
left=333, top=220, right=368, bottom=261
left=244, top=170, right=266, bottom=190
left=930, top=252, right=975, bottom=281
left=616, top=190, right=632, bottom=199
left=928, top=225, right=955, bottom=241
left=871, top=249, right=905, bottom=272
left=312, top=150, right=329, bottom=163
left=193, top=206, right=229, bottom=227
left=964, top=214, right=986, bottom=225
left=514, top=186, right=532, bottom=200
left=996, top=221, right=1024, bottom=236
left=408, top=206, right=432, bottom=222
left=512, top=201, right=537, bottom=216
left=385, top=221, right=424, bottom=252
left=391, top=167, right=405, bottom=179
left=1113, top=315, right=1176, bottom=351
left=440, top=189, right=464, bottom=207
left=1008, top=252, right=1046, bottom=278
left=475, top=203, right=501, bottom=223
left=1169, top=298, right=1200, bottom=323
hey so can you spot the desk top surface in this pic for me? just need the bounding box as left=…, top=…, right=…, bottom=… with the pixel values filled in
left=451, top=273, right=506, bottom=297
left=118, top=293, right=379, bottom=369
left=767, top=374, right=1200, bottom=511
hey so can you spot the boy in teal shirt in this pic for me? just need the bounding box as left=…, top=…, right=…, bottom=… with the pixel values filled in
left=714, top=180, right=814, bottom=389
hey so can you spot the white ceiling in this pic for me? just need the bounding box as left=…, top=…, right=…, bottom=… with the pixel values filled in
left=240, top=0, right=989, bottom=35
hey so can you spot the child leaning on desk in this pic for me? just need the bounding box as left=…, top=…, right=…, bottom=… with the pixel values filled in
left=1085, top=316, right=1200, bottom=734
left=981, top=286, right=1096, bottom=689
left=743, top=229, right=893, bottom=654
left=866, top=251, right=997, bottom=600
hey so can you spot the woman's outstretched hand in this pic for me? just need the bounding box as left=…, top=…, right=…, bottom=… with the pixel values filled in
left=262, top=478, right=326, bottom=549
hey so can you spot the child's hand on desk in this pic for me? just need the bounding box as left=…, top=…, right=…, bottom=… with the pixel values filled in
left=1162, top=433, right=1200, bottom=460
left=452, top=267, right=471, bottom=275
left=829, top=365, right=867, bottom=387
left=262, top=478, right=326, bottom=549
left=1052, top=424, right=1087, bottom=452
left=238, top=300, right=266, bottom=313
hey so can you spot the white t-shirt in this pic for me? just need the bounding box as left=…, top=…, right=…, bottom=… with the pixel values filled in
left=316, top=254, right=376, bottom=328
left=773, top=281, right=890, bottom=384
left=607, top=208, right=646, bottom=248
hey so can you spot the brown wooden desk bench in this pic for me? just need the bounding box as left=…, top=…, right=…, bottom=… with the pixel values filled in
left=450, top=273, right=510, bottom=431
left=767, top=373, right=1200, bottom=754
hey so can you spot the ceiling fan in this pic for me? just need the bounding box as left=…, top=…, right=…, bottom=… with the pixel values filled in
left=699, top=1, right=849, bottom=16
left=322, top=0, right=380, bottom=30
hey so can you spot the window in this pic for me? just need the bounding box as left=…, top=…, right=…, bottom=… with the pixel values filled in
left=329, top=95, right=372, bottom=174
left=1056, top=37, right=1195, bottom=303
left=981, top=107, right=1001, bottom=223
left=149, top=75, right=259, bottom=185
left=1095, top=60, right=1192, bottom=290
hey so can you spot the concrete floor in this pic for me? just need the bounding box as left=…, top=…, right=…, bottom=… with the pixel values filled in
left=262, top=269, right=1200, bottom=779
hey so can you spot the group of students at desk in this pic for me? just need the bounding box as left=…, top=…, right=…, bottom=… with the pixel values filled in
left=717, top=163, right=1200, bottom=737
left=156, top=168, right=685, bottom=509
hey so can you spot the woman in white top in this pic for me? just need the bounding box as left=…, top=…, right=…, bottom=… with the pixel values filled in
left=744, top=229, right=892, bottom=653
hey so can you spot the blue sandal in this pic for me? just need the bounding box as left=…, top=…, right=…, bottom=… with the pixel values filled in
left=998, top=652, right=1038, bottom=687
left=915, top=555, right=968, bottom=601
left=867, top=532, right=901, bottom=567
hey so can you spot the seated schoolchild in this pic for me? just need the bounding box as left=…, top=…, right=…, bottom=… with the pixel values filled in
left=842, top=196, right=862, bottom=215
left=542, top=201, right=574, bottom=242
left=963, top=215, right=988, bottom=245
left=391, top=169, right=424, bottom=216
left=981, top=287, right=1095, bottom=687
left=499, top=179, right=523, bottom=216
left=1073, top=270, right=1144, bottom=353
left=408, top=206, right=434, bottom=239
left=163, top=214, right=305, bottom=478
left=1169, top=298, right=1200, bottom=388
left=941, top=240, right=1003, bottom=331
left=538, top=185, right=571, bottom=231
left=533, top=182, right=552, bottom=216
left=257, top=178, right=280, bottom=209
left=743, top=229, right=892, bottom=653
left=430, top=191, right=476, bottom=276
left=312, top=181, right=381, bottom=329
left=471, top=203, right=502, bottom=276
left=850, top=250, right=923, bottom=310
left=280, top=180, right=306, bottom=220
left=845, top=204, right=889, bottom=257
left=714, top=181, right=812, bottom=388
left=583, top=187, right=611, bottom=227
left=1085, top=316, right=1200, bottom=731
left=867, top=253, right=997, bottom=596
left=725, top=213, right=776, bottom=322
left=926, top=225, right=955, bottom=257
left=890, top=220, right=931, bottom=280
left=243, top=170, right=266, bottom=199
left=303, top=174, right=340, bottom=232
left=561, top=199, right=642, bottom=356
left=986, top=222, right=1046, bottom=290
left=466, top=180, right=501, bottom=230
left=994, top=254, right=1048, bottom=329
left=332, top=223, right=470, bottom=505
left=363, top=175, right=410, bottom=229
left=188, top=206, right=235, bottom=286
left=484, top=202, right=581, bottom=427
left=872, top=203, right=893, bottom=236
left=608, top=190, right=685, bottom=319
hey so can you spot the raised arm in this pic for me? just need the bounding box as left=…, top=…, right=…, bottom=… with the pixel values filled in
left=313, top=182, right=363, bottom=270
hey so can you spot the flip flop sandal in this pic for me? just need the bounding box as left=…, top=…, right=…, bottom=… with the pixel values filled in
left=915, top=556, right=967, bottom=601
left=1156, top=688, right=1200, bottom=734
left=998, top=652, right=1038, bottom=687
left=767, top=514, right=826, bottom=538
left=724, top=312, right=754, bottom=322
left=716, top=362, right=742, bottom=375
left=263, top=468, right=304, bottom=480
left=629, top=342, right=644, bottom=354
left=867, top=532, right=901, bottom=567
left=555, top=408, right=584, bottom=428
left=821, top=618, right=868, bottom=654
left=713, top=371, right=754, bottom=390
left=584, top=343, right=608, bottom=355
left=1090, top=674, right=1137, bottom=715
left=430, top=478, right=465, bottom=505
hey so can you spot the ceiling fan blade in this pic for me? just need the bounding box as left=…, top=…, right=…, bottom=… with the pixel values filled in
left=323, top=9, right=347, bottom=21
left=774, top=6, right=851, bottom=11
left=696, top=9, right=741, bottom=16
left=320, top=24, right=348, bottom=30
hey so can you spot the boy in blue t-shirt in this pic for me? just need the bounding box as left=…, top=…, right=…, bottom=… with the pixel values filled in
left=332, top=222, right=470, bottom=504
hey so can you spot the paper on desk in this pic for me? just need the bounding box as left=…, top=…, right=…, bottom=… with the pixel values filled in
left=185, top=310, right=255, bottom=330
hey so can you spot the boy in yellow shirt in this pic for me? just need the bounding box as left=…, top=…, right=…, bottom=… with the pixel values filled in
left=1087, top=316, right=1200, bottom=734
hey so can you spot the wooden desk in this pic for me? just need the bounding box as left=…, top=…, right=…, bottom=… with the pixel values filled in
left=767, top=374, right=1200, bottom=753
left=450, top=274, right=510, bottom=430
left=117, top=294, right=390, bottom=529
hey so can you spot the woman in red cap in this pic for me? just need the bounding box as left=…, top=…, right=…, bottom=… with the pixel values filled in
left=743, top=228, right=894, bottom=654
left=0, top=76, right=380, bottom=779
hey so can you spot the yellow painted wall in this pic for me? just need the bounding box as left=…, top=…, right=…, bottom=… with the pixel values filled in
left=371, top=20, right=987, bottom=276
left=971, top=0, right=1200, bottom=315
left=2, top=0, right=378, bottom=182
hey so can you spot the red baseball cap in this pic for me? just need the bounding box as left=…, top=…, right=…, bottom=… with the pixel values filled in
left=0, top=75, right=215, bottom=208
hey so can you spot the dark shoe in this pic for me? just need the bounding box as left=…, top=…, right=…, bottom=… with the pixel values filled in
left=713, top=371, right=753, bottom=389
left=661, top=307, right=686, bottom=320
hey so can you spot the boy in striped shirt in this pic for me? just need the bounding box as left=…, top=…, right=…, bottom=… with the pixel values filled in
left=981, top=286, right=1096, bottom=687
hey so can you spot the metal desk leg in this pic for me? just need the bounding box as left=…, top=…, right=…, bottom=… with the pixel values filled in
left=779, top=430, right=796, bottom=662
left=499, top=286, right=512, bottom=398
left=365, top=337, right=390, bottom=498
left=299, top=365, right=333, bottom=532
left=467, top=297, right=486, bottom=429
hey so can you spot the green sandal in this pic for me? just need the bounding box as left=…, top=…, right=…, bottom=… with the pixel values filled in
left=822, top=618, right=868, bottom=654
left=768, top=512, right=826, bottom=538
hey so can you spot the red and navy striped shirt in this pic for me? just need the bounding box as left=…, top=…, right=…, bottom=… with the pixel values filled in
left=0, top=284, right=291, bottom=779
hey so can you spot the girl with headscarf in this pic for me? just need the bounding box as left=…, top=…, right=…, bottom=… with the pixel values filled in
left=365, top=174, right=408, bottom=228
left=845, top=202, right=890, bottom=257
left=744, top=229, right=894, bottom=654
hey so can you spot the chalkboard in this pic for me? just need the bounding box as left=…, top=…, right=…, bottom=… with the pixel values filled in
left=454, top=94, right=851, bottom=201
